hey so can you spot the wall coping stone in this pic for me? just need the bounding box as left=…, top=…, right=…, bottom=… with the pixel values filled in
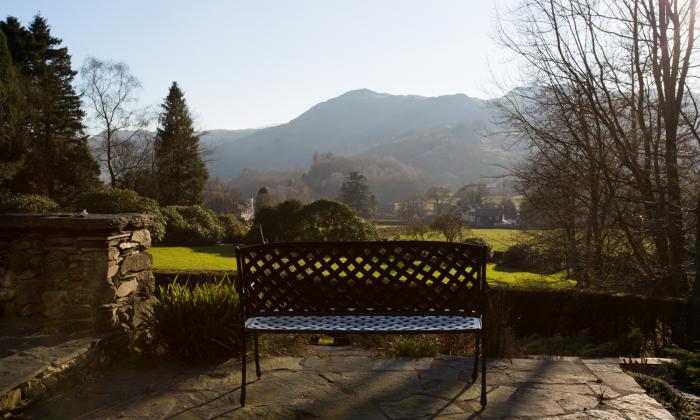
left=0, top=213, right=152, bottom=233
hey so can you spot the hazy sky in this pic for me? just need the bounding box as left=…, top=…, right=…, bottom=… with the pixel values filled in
left=4, top=1, right=519, bottom=130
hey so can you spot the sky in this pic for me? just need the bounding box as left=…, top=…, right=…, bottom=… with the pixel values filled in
left=3, top=0, right=520, bottom=130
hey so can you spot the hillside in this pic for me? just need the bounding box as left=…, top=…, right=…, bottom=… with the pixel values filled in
left=205, top=89, right=516, bottom=190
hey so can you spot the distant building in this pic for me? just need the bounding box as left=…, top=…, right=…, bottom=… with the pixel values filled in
left=473, top=206, right=505, bottom=228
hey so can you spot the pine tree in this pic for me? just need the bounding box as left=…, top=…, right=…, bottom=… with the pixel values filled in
left=0, top=29, right=24, bottom=196
left=154, top=82, right=208, bottom=205
left=256, top=187, right=270, bottom=209
left=338, top=171, right=376, bottom=218
left=0, top=16, right=99, bottom=204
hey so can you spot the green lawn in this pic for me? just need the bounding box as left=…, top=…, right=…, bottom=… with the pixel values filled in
left=149, top=245, right=237, bottom=271
left=393, top=228, right=529, bottom=252
left=487, top=263, right=574, bottom=288
left=150, top=241, right=571, bottom=288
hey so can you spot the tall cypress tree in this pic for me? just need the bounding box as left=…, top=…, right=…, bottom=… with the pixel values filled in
left=154, top=82, right=208, bottom=205
left=0, top=16, right=99, bottom=204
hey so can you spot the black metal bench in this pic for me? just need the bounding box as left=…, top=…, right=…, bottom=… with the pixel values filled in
left=236, top=241, right=488, bottom=407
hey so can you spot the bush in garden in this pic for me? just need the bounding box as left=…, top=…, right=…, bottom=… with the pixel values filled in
left=0, top=193, right=58, bottom=213
left=147, top=279, right=241, bottom=359
left=663, top=347, right=700, bottom=394
left=219, top=213, right=250, bottom=243
left=244, top=199, right=378, bottom=243
left=430, top=211, right=464, bottom=242
left=391, top=335, right=439, bottom=357
left=297, top=199, right=378, bottom=241
left=243, top=199, right=304, bottom=243
left=76, top=187, right=166, bottom=241
left=406, top=219, right=429, bottom=240
left=462, top=237, right=494, bottom=261
left=499, top=243, right=544, bottom=271
left=162, top=204, right=224, bottom=245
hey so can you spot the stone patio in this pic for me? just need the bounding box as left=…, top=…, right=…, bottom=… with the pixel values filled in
left=24, top=346, right=673, bottom=419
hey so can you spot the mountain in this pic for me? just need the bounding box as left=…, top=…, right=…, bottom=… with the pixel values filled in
left=198, top=128, right=259, bottom=149
left=91, top=90, right=519, bottom=202
left=361, top=123, right=512, bottom=187
left=205, top=89, right=516, bottom=189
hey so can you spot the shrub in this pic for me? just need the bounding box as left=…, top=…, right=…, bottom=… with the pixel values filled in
left=499, top=243, right=544, bottom=271
left=462, top=237, right=494, bottom=261
left=406, top=220, right=429, bottom=240
left=391, top=335, right=439, bottom=357
left=0, top=193, right=58, bottom=213
left=297, top=199, right=378, bottom=241
left=430, top=212, right=464, bottom=242
left=632, top=373, right=698, bottom=418
left=244, top=199, right=378, bottom=243
left=663, top=347, right=700, bottom=394
left=219, top=214, right=249, bottom=243
left=162, top=205, right=224, bottom=245
left=244, top=199, right=304, bottom=243
left=147, top=279, right=241, bottom=359
left=77, top=188, right=166, bottom=241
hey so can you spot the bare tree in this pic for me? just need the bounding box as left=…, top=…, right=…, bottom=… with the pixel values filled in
left=204, top=177, right=243, bottom=214
left=80, top=57, right=153, bottom=188
left=497, top=0, right=700, bottom=295
left=431, top=211, right=464, bottom=243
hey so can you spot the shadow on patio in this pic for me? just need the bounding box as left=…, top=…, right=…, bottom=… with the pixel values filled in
left=24, top=346, right=673, bottom=419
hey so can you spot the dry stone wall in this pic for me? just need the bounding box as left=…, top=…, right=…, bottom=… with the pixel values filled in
left=0, top=213, right=155, bottom=334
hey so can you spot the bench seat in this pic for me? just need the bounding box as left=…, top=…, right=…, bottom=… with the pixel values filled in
left=236, top=241, right=488, bottom=407
left=245, top=314, right=481, bottom=333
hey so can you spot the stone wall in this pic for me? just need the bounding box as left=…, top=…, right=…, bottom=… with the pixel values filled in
left=0, top=213, right=155, bottom=334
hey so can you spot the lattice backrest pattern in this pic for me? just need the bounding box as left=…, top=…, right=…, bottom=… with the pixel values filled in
left=236, top=241, right=486, bottom=316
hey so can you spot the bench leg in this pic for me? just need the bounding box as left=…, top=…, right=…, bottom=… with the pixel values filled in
left=481, top=330, right=487, bottom=407
left=472, top=332, right=480, bottom=383
left=254, top=333, right=261, bottom=378
left=240, top=329, right=247, bottom=406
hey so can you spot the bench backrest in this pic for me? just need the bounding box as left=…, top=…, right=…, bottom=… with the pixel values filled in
left=236, top=241, right=487, bottom=317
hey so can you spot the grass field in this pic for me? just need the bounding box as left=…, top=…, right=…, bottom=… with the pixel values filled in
left=150, top=229, right=571, bottom=288
left=378, top=227, right=528, bottom=253
left=149, top=245, right=237, bottom=271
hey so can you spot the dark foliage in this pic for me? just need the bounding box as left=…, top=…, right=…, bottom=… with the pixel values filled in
left=219, top=214, right=249, bottom=244
left=244, top=199, right=378, bottom=243
left=499, top=244, right=548, bottom=272
left=154, top=82, right=207, bottom=206
left=0, top=16, right=99, bottom=205
left=337, top=171, right=376, bottom=218
left=663, top=348, right=700, bottom=395
left=0, top=193, right=58, bottom=213
left=76, top=187, right=166, bottom=241
left=487, top=288, right=700, bottom=349
left=462, top=237, right=494, bottom=260
left=632, top=373, right=699, bottom=418
left=147, top=279, right=242, bottom=359
left=162, top=205, right=224, bottom=246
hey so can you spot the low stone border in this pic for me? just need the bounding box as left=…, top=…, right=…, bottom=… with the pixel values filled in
left=0, top=333, right=122, bottom=415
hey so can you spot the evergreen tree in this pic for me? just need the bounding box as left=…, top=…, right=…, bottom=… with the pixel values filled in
left=0, top=16, right=99, bottom=204
left=0, top=29, right=24, bottom=197
left=256, top=187, right=270, bottom=209
left=154, top=82, right=207, bottom=205
left=338, top=171, right=376, bottom=218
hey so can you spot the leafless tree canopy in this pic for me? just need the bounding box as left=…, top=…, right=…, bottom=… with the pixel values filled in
left=80, top=57, right=154, bottom=189
left=497, top=0, right=700, bottom=295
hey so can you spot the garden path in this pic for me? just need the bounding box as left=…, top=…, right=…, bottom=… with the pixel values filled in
left=25, top=346, right=672, bottom=419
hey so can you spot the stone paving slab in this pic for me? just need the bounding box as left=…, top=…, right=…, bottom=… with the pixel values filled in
left=24, top=346, right=674, bottom=419
left=0, top=333, right=102, bottom=396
